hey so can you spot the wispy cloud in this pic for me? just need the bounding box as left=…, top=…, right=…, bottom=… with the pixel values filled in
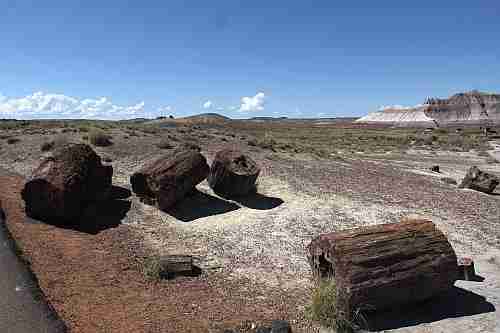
left=239, top=92, right=265, bottom=112
left=202, top=100, right=213, bottom=109
left=0, top=92, right=147, bottom=120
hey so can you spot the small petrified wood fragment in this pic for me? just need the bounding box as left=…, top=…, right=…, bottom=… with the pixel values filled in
left=21, top=144, right=113, bottom=223
left=208, top=149, right=260, bottom=197
left=459, top=166, right=499, bottom=194
left=130, top=147, right=209, bottom=210
left=307, top=218, right=458, bottom=316
left=159, top=255, right=194, bottom=278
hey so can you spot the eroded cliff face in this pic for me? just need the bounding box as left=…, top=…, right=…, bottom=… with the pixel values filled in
left=357, top=91, right=500, bottom=126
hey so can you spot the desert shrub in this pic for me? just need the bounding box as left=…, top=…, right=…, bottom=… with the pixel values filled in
left=78, top=126, right=90, bottom=132
left=247, top=139, right=257, bottom=146
left=156, top=138, right=174, bottom=149
left=7, top=137, right=20, bottom=144
left=41, top=135, right=69, bottom=152
left=142, top=257, right=162, bottom=281
left=40, top=141, right=55, bottom=152
left=306, top=279, right=355, bottom=332
left=88, top=130, right=113, bottom=147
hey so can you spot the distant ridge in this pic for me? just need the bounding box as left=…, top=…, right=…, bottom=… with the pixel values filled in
left=147, top=112, right=231, bottom=125
left=357, top=90, right=500, bottom=127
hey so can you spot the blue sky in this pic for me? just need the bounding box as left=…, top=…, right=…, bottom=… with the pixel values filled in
left=1, top=1, right=499, bottom=119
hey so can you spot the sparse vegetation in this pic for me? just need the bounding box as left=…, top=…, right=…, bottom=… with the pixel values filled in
left=88, top=130, right=113, bottom=147
left=156, top=138, right=174, bottom=149
left=7, top=137, right=20, bottom=144
left=142, top=256, right=162, bottom=281
left=306, top=279, right=355, bottom=332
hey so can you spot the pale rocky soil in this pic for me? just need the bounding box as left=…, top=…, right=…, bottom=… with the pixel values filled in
left=1, top=126, right=499, bottom=332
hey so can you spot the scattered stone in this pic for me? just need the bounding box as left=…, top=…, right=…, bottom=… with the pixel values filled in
left=458, top=166, right=499, bottom=194
left=130, top=147, right=209, bottom=210
left=208, top=149, right=260, bottom=197
left=307, top=218, right=458, bottom=318
left=21, top=144, right=113, bottom=223
left=441, top=177, right=457, bottom=185
left=457, top=257, right=476, bottom=281
left=430, top=165, right=440, bottom=173
left=270, top=320, right=292, bottom=333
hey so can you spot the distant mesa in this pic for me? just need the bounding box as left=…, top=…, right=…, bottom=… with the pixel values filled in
left=149, top=113, right=231, bottom=125
left=357, top=90, right=500, bottom=127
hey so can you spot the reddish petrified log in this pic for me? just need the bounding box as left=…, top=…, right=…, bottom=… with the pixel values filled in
left=130, top=147, right=209, bottom=210
left=21, top=144, right=113, bottom=223
left=307, top=218, right=458, bottom=315
left=208, top=149, right=260, bottom=197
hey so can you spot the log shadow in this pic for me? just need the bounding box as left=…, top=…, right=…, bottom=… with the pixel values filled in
left=73, top=198, right=131, bottom=235
left=363, top=286, right=495, bottom=331
left=108, top=185, right=132, bottom=200
left=231, top=192, right=284, bottom=210
left=166, top=189, right=240, bottom=222
left=160, top=265, right=203, bottom=280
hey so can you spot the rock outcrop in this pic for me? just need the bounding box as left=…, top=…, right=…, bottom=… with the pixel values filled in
left=458, top=166, right=499, bottom=194
left=307, top=218, right=458, bottom=318
left=21, top=144, right=113, bottom=223
left=357, top=90, right=500, bottom=127
left=130, top=146, right=209, bottom=210
left=208, top=149, right=260, bottom=197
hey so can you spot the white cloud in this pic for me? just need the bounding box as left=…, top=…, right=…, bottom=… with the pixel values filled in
left=0, top=92, right=147, bottom=120
left=157, top=105, right=172, bottom=113
left=216, top=107, right=224, bottom=111
left=239, top=92, right=265, bottom=112
left=203, top=100, right=213, bottom=109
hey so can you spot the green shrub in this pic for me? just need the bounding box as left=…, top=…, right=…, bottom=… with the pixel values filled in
left=306, top=279, right=355, bottom=332
left=88, top=130, right=113, bottom=147
left=142, top=257, right=162, bottom=281
left=6, top=137, right=20, bottom=144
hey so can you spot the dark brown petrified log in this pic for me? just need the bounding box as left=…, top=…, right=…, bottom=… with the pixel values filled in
left=130, top=147, right=209, bottom=210
left=21, top=144, right=113, bottom=223
left=208, top=149, right=260, bottom=197
left=307, top=218, right=458, bottom=315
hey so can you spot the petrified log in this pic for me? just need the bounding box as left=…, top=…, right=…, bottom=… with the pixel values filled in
left=458, top=166, right=499, bottom=194
left=307, top=218, right=458, bottom=315
left=208, top=149, right=260, bottom=197
left=130, top=147, right=209, bottom=210
left=21, top=144, right=113, bottom=223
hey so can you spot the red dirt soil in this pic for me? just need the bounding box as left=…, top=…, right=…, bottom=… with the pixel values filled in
left=0, top=169, right=307, bottom=332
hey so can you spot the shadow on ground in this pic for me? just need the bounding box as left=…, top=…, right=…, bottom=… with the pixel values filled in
left=232, top=192, right=284, bottom=210
left=167, top=189, right=240, bottom=222
left=26, top=185, right=132, bottom=235
left=363, top=286, right=495, bottom=331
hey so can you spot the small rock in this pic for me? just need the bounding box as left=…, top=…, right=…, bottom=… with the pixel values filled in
left=441, top=177, right=457, bottom=185
left=430, top=165, right=440, bottom=173
left=271, top=320, right=292, bottom=333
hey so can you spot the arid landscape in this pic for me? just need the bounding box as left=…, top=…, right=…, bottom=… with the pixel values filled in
left=1, top=110, right=500, bottom=332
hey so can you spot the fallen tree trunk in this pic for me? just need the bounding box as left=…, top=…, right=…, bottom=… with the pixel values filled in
left=307, top=218, right=458, bottom=316
left=208, top=149, right=260, bottom=197
left=21, top=144, right=113, bottom=223
left=130, top=147, right=209, bottom=210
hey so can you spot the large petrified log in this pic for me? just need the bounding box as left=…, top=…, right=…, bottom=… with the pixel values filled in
left=307, top=218, right=458, bottom=316
left=458, top=166, right=499, bottom=194
left=130, top=147, right=209, bottom=210
left=208, top=149, right=260, bottom=197
left=21, top=144, right=113, bottom=223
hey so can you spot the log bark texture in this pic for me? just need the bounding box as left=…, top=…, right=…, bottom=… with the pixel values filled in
left=307, top=218, right=458, bottom=314
left=130, top=147, right=209, bottom=210
left=21, top=144, right=113, bottom=223
left=208, top=149, right=260, bottom=197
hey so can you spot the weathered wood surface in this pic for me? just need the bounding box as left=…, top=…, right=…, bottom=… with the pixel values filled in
left=208, top=149, right=260, bottom=197
left=307, top=218, right=458, bottom=314
left=130, top=147, right=209, bottom=210
left=21, top=144, right=113, bottom=223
